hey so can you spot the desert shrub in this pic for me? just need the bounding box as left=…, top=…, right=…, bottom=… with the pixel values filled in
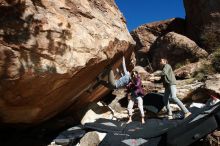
left=174, top=59, right=190, bottom=69
left=193, top=47, right=220, bottom=81
left=211, top=48, right=220, bottom=72
left=200, top=24, right=220, bottom=53
left=193, top=61, right=215, bottom=81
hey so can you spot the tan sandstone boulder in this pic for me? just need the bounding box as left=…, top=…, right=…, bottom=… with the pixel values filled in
left=0, top=0, right=135, bottom=124
left=151, top=32, right=208, bottom=69
left=130, top=18, right=185, bottom=66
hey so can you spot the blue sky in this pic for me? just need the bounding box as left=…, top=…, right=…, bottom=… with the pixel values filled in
left=115, top=0, right=185, bottom=31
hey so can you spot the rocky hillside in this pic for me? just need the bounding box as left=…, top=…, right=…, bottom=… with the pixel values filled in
left=131, top=0, right=220, bottom=68
left=0, top=0, right=135, bottom=124
left=131, top=0, right=220, bottom=103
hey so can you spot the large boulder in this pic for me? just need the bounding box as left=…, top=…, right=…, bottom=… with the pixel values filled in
left=130, top=18, right=185, bottom=66
left=184, top=0, right=220, bottom=52
left=150, top=32, right=208, bottom=69
left=0, top=0, right=135, bottom=124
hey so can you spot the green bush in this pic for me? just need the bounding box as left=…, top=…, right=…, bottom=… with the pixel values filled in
left=200, top=24, right=220, bottom=52
left=192, top=48, right=220, bottom=81
left=193, top=61, right=215, bottom=81
left=174, top=59, right=190, bottom=69
left=212, top=49, right=220, bottom=72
